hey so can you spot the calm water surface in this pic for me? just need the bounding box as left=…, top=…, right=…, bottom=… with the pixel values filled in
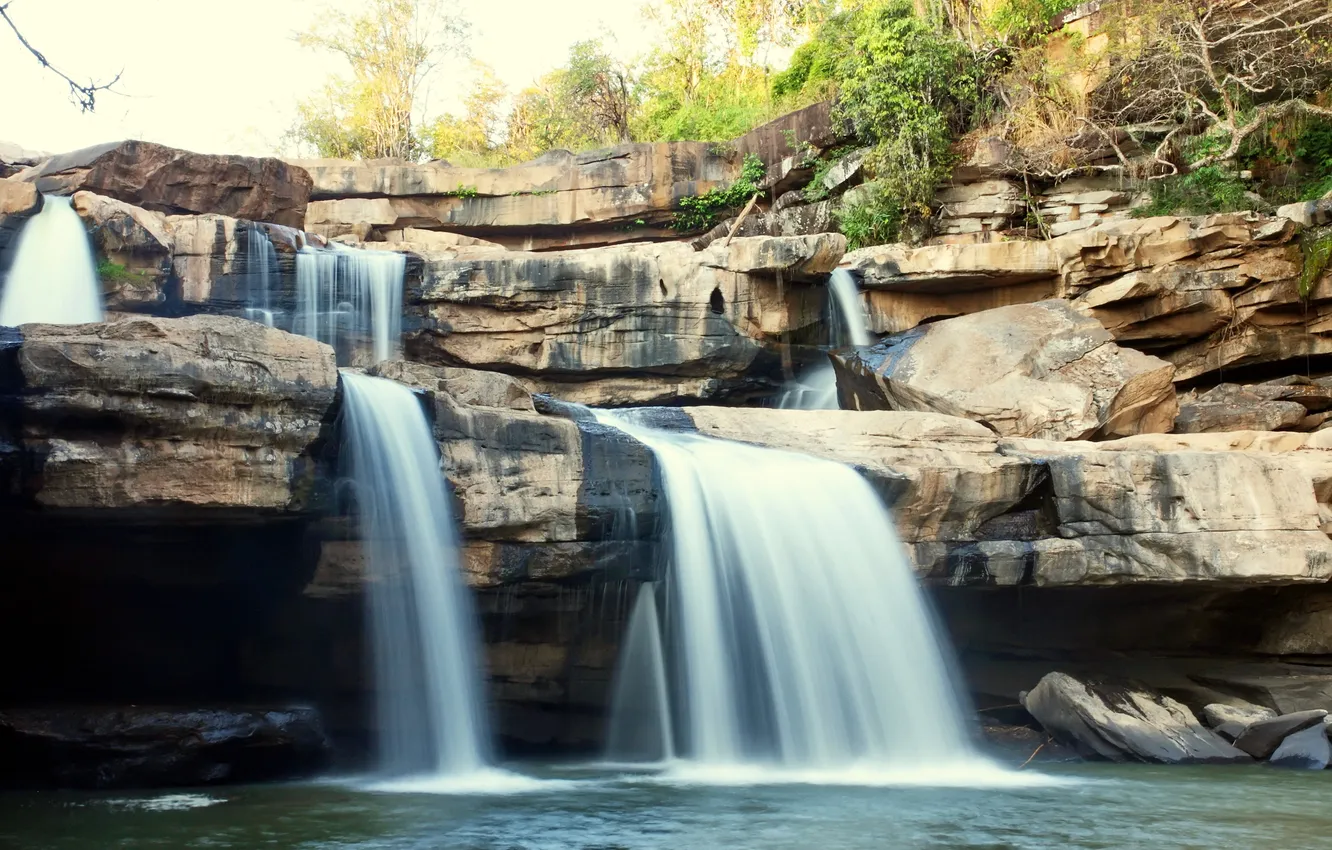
left=3, top=763, right=1332, bottom=850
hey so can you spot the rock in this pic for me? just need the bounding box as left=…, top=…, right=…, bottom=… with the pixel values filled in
left=1277, top=199, right=1332, bottom=227
left=818, top=148, right=870, bottom=196
left=831, top=300, right=1178, bottom=441
left=0, top=706, right=330, bottom=788
left=1021, top=672, right=1249, bottom=763
left=1233, top=709, right=1329, bottom=759
left=0, top=179, right=40, bottom=258
left=731, top=101, right=841, bottom=168
left=0, top=316, right=337, bottom=511
left=1267, top=723, right=1332, bottom=769
left=71, top=191, right=174, bottom=311
left=1176, top=385, right=1310, bottom=433
left=293, top=143, right=735, bottom=249
left=17, top=140, right=312, bottom=228
left=405, top=234, right=844, bottom=405
left=1202, top=702, right=1277, bottom=741
left=0, top=141, right=48, bottom=178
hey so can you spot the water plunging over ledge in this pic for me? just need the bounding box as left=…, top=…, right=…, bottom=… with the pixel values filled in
left=605, top=582, right=675, bottom=765
left=596, top=410, right=993, bottom=777
left=776, top=268, right=870, bottom=410
left=340, top=372, right=491, bottom=778
left=296, top=245, right=405, bottom=364
left=0, top=195, right=104, bottom=326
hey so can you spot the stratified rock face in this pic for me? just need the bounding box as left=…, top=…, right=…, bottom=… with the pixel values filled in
left=831, top=300, right=1178, bottom=441
left=71, top=191, right=174, bottom=312
left=295, top=143, right=736, bottom=249
left=1022, top=673, right=1250, bottom=763
left=406, top=234, right=844, bottom=404
left=672, top=408, right=1332, bottom=588
left=18, top=141, right=312, bottom=229
left=0, top=316, right=337, bottom=512
left=0, top=706, right=330, bottom=788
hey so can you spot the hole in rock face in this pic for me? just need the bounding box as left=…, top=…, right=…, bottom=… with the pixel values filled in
left=709, top=287, right=725, bottom=315
left=659, top=279, right=667, bottom=296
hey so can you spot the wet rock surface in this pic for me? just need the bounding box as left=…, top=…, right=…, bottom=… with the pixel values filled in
left=0, top=707, right=330, bottom=788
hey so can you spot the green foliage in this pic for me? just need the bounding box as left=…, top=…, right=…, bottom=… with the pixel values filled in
left=1133, top=167, right=1251, bottom=218
left=986, top=0, right=1079, bottom=44
left=1301, top=227, right=1332, bottom=299
left=444, top=185, right=479, bottom=199
left=834, top=181, right=901, bottom=249
left=802, top=146, right=855, bottom=202
left=673, top=153, right=767, bottom=231
left=96, top=260, right=131, bottom=283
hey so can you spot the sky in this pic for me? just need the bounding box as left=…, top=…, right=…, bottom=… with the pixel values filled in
left=1, top=0, right=659, bottom=158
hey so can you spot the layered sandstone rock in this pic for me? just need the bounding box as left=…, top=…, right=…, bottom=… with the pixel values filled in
left=406, top=233, right=845, bottom=404
left=0, top=179, right=40, bottom=257
left=17, top=141, right=312, bottom=228
left=0, top=316, right=337, bottom=512
left=831, top=300, right=1178, bottom=441
left=295, top=143, right=735, bottom=249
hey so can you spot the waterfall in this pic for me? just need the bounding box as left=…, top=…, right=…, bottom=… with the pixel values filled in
left=0, top=195, right=104, bottom=326
left=605, top=583, right=675, bottom=764
left=595, top=410, right=986, bottom=775
left=340, top=372, right=490, bottom=777
left=294, top=245, right=404, bottom=364
left=775, top=268, right=869, bottom=410
left=243, top=224, right=279, bottom=328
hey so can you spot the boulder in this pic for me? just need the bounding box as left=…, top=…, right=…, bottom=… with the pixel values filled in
left=1267, top=723, right=1331, bottom=769
left=1233, top=709, right=1329, bottom=759
left=17, top=140, right=312, bottom=228
left=1202, top=702, right=1277, bottom=741
left=0, top=706, right=330, bottom=788
left=0, top=179, right=40, bottom=258
left=1176, top=385, right=1310, bottom=433
left=0, top=316, right=337, bottom=511
left=71, top=191, right=174, bottom=312
left=1021, top=673, right=1249, bottom=763
left=831, top=300, right=1178, bottom=441
left=0, top=142, right=47, bottom=178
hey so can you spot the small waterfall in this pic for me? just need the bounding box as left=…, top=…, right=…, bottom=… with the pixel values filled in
left=596, top=410, right=987, bottom=775
left=340, top=372, right=490, bottom=777
left=243, top=224, right=279, bottom=328
left=775, top=268, right=869, bottom=410
left=0, top=195, right=104, bottom=326
left=605, top=583, right=675, bottom=764
left=295, top=245, right=405, bottom=364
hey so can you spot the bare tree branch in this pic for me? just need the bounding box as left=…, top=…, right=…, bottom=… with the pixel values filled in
left=0, top=1, right=121, bottom=112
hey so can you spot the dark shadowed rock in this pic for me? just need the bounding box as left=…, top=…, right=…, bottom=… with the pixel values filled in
left=1234, top=709, right=1329, bottom=759
left=1022, top=673, right=1250, bottom=763
left=18, top=141, right=312, bottom=228
left=0, top=706, right=330, bottom=788
left=1267, top=723, right=1331, bottom=769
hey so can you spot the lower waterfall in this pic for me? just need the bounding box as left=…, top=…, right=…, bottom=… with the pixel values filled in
left=596, top=411, right=991, bottom=777
left=340, top=372, right=491, bottom=779
left=605, top=583, right=675, bottom=765
left=296, top=245, right=405, bottom=364
left=0, top=195, right=104, bottom=326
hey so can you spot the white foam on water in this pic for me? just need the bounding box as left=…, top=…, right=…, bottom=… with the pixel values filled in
left=361, top=768, right=587, bottom=797
left=103, top=793, right=226, bottom=812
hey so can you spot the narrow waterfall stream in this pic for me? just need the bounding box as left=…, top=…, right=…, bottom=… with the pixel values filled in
left=596, top=410, right=995, bottom=779
left=605, top=583, right=675, bottom=765
left=340, top=372, right=492, bottom=781
left=243, top=224, right=279, bottom=328
left=0, top=195, right=104, bottom=326
left=776, top=268, right=869, bottom=410
left=295, top=245, right=405, bottom=363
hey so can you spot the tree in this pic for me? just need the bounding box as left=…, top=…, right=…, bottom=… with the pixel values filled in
left=1094, top=0, right=1332, bottom=175
left=421, top=62, right=509, bottom=165
left=1, top=0, right=120, bottom=111
left=564, top=40, right=636, bottom=143
left=290, top=0, right=467, bottom=160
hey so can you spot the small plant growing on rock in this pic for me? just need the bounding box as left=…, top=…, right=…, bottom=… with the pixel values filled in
left=672, top=153, right=766, bottom=232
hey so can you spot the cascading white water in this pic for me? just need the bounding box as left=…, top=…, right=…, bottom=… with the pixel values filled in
left=243, top=224, right=279, bottom=328
left=0, top=195, right=104, bottom=326
left=294, top=246, right=404, bottom=363
left=341, top=372, right=491, bottom=777
left=775, top=268, right=870, bottom=410
left=596, top=410, right=987, bottom=775
left=604, top=582, right=675, bottom=764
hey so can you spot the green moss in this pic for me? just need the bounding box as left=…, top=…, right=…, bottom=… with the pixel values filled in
left=1300, top=226, right=1332, bottom=299
left=97, top=260, right=132, bottom=283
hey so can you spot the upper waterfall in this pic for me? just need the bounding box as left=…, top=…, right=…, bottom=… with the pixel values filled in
left=776, top=267, right=869, bottom=410
left=596, top=410, right=992, bottom=776
left=0, top=195, right=104, bottom=326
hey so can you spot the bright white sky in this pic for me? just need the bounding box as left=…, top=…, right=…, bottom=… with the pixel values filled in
left=1, top=0, right=660, bottom=158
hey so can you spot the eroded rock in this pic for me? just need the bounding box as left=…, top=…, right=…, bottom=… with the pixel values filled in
left=1268, top=723, right=1331, bottom=769
left=1233, top=709, right=1329, bottom=759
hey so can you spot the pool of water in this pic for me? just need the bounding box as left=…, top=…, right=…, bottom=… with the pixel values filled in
left=3, top=762, right=1331, bottom=849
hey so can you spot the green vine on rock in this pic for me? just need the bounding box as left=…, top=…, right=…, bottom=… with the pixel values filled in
left=1300, top=226, right=1332, bottom=299
left=672, top=153, right=766, bottom=232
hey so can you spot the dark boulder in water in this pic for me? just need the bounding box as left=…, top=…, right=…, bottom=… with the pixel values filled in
left=0, top=706, right=331, bottom=789
left=1267, top=723, right=1331, bottom=769
left=1234, top=709, right=1328, bottom=760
